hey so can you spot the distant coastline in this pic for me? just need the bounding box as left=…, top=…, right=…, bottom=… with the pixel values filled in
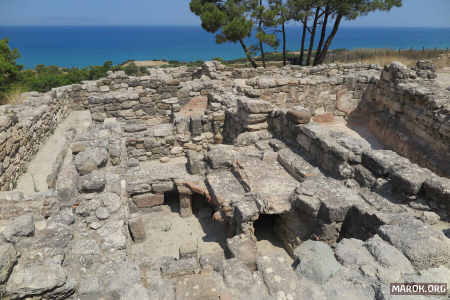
left=1, top=25, right=449, bottom=68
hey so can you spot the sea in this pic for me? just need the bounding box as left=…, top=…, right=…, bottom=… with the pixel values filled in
left=0, top=26, right=449, bottom=69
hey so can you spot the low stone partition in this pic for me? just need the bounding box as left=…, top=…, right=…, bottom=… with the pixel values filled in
left=0, top=92, right=70, bottom=191
left=290, top=123, right=449, bottom=215
left=124, top=122, right=214, bottom=162
left=234, top=63, right=381, bottom=117
left=356, top=61, right=450, bottom=177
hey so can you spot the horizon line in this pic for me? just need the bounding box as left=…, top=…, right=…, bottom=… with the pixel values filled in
left=1, top=24, right=450, bottom=29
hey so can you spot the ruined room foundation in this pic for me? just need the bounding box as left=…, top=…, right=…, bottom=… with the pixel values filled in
left=0, top=60, right=449, bottom=300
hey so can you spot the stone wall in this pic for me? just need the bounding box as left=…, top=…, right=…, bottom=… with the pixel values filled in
left=0, top=91, right=71, bottom=191
left=356, top=61, right=450, bottom=177
left=266, top=116, right=450, bottom=215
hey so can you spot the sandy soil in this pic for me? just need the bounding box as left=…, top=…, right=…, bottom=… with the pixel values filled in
left=124, top=60, right=169, bottom=67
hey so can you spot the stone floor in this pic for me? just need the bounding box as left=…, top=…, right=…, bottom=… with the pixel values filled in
left=16, top=110, right=92, bottom=195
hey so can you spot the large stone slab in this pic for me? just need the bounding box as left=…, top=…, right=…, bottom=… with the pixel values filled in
left=377, top=218, right=450, bottom=270
left=206, top=170, right=245, bottom=208
left=235, top=153, right=298, bottom=214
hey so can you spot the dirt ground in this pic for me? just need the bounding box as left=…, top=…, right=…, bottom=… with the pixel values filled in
left=124, top=60, right=169, bottom=67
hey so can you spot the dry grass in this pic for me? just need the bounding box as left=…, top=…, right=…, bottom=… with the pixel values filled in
left=434, top=53, right=450, bottom=70
left=359, top=55, right=417, bottom=67
left=0, top=86, right=27, bottom=105
left=124, top=60, right=169, bottom=67
left=325, top=48, right=449, bottom=68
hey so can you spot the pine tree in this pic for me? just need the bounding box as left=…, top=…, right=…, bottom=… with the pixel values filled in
left=190, top=0, right=258, bottom=68
left=313, top=0, right=402, bottom=65
left=267, top=0, right=290, bottom=66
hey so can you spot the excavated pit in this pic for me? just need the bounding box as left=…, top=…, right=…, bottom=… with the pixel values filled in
left=1, top=60, right=449, bottom=300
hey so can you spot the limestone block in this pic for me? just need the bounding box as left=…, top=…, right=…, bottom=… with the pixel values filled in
left=133, top=193, right=165, bottom=208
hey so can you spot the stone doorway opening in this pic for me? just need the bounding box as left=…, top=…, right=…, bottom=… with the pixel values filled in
left=164, top=191, right=180, bottom=213
left=253, top=214, right=292, bottom=259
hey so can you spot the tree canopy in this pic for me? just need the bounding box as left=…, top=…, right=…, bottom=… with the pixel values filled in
left=0, top=39, right=22, bottom=97
left=190, top=0, right=402, bottom=67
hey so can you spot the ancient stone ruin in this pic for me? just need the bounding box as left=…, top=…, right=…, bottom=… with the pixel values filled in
left=0, top=60, right=449, bottom=300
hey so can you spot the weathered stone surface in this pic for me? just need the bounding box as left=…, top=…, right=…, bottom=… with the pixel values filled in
left=97, top=220, right=127, bottom=250
left=95, top=206, right=110, bottom=220
left=2, top=214, right=35, bottom=243
left=1, top=61, right=449, bottom=300
left=0, top=242, right=17, bottom=283
left=186, top=150, right=206, bottom=175
left=227, top=234, right=257, bottom=271
left=98, top=192, right=121, bottom=213
left=78, top=170, right=106, bottom=193
left=152, top=181, right=174, bottom=193
left=277, top=148, right=319, bottom=182
left=335, top=235, right=415, bottom=283
left=206, top=145, right=236, bottom=169
left=223, top=258, right=269, bottom=300
left=294, top=240, right=341, bottom=283
left=207, top=170, right=245, bottom=207
left=161, top=257, right=200, bottom=278
left=74, top=147, right=108, bottom=175
left=257, top=255, right=299, bottom=298
left=286, top=106, right=312, bottom=124
left=133, top=193, right=165, bottom=208
left=238, top=98, right=273, bottom=114
left=129, top=216, right=146, bottom=243
left=423, top=174, right=450, bottom=213
left=6, top=261, right=71, bottom=299
left=378, top=218, right=450, bottom=270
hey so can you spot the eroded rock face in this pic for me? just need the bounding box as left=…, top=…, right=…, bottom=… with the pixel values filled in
left=0, top=242, right=17, bottom=284
left=0, top=61, right=449, bottom=300
left=74, top=147, right=108, bottom=175
left=294, top=240, right=341, bottom=283
left=2, top=214, right=35, bottom=243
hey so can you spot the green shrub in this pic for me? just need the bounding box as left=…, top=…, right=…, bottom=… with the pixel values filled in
left=123, top=62, right=138, bottom=75
left=0, top=38, right=22, bottom=99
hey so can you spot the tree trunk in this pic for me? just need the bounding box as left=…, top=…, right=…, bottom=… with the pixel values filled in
left=259, top=0, right=266, bottom=68
left=299, top=17, right=308, bottom=66
left=282, top=22, right=287, bottom=66
left=239, top=39, right=258, bottom=68
left=314, top=6, right=329, bottom=66
left=306, top=7, right=320, bottom=66
left=260, top=39, right=266, bottom=68
left=316, top=14, right=343, bottom=65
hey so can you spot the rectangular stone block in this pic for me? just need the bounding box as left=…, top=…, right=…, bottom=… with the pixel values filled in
left=179, top=194, right=192, bottom=218
left=128, top=217, right=146, bottom=243
left=133, top=193, right=164, bottom=208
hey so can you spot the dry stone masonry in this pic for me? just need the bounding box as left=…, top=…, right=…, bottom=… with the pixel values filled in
left=0, top=60, right=449, bottom=300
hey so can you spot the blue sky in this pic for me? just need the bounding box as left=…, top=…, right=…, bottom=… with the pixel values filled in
left=0, top=0, right=449, bottom=27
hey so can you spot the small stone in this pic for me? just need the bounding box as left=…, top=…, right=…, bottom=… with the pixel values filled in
left=89, top=221, right=103, bottom=230
left=160, top=157, right=170, bottom=163
left=170, top=147, right=183, bottom=155
left=128, top=158, right=140, bottom=167
left=95, top=207, right=110, bottom=220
